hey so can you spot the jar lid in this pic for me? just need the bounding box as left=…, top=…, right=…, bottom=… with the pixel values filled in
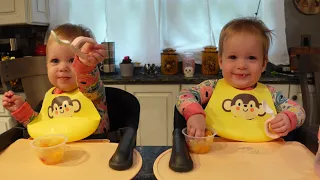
left=162, top=48, right=176, bottom=54
left=203, top=46, right=218, bottom=52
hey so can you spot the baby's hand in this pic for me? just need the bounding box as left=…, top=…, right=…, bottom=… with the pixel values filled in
left=187, top=114, right=206, bottom=137
left=269, top=113, right=291, bottom=137
left=2, top=91, right=25, bottom=112
left=79, top=41, right=107, bottom=67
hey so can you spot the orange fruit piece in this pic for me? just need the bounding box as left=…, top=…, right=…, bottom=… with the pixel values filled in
left=205, top=130, right=213, bottom=136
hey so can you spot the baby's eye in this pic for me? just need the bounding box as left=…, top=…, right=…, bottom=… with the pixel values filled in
left=69, top=58, right=74, bottom=63
left=228, top=55, right=237, bottom=60
left=248, top=56, right=257, bottom=60
left=51, top=59, right=59, bottom=63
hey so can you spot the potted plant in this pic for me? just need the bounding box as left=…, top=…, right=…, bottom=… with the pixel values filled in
left=120, top=56, right=134, bottom=77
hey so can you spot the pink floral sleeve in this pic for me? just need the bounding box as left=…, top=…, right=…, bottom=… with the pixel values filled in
left=176, top=79, right=218, bottom=120
left=267, top=85, right=306, bottom=130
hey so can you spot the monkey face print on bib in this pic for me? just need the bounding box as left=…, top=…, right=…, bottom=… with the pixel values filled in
left=205, top=79, right=278, bottom=142
left=27, top=87, right=100, bottom=142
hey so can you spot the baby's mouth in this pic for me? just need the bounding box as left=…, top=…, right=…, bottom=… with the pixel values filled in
left=234, top=74, right=249, bottom=77
left=58, top=77, right=71, bottom=80
left=243, top=108, right=248, bottom=112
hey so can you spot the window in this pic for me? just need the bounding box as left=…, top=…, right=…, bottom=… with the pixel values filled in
left=49, top=0, right=289, bottom=66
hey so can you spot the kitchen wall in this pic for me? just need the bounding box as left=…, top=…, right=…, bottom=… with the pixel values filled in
left=285, top=0, right=320, bottom=47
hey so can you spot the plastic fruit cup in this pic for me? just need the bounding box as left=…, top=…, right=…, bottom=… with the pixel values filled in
left=31, top=134, right=68, bottom=165
left=182, top=127, right=217, bottom=154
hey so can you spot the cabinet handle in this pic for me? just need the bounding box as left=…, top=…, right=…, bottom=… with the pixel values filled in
left=292, top=95, right=298, bottom=101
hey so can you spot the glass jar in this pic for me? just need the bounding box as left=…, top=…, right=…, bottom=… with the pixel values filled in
left=161, top=48, right=178, bottom=75
left=202, top=46, right=219, bottom=75
left=182, top=52, right=195, bottom=77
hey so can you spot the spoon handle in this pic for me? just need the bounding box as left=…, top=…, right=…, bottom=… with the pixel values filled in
left=69, top=44, right=88, bottom=60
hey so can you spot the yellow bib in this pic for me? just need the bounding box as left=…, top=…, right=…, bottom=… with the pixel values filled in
left=27, top=87, right=100, bottom=142
left=205, top=79, right=277, bottom=142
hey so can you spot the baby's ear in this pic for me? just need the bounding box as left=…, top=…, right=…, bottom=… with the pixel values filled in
left=218, top=56, right=223, bottom=70
left=262, top=59, right=268, bottom=72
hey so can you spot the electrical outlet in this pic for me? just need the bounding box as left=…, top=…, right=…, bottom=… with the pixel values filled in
left=301, top=34, right=311, bottom=47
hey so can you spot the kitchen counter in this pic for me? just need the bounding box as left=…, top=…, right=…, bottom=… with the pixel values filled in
left=0, top=72, right=309, bottom=94
left=101, top=72, right=305, bottom=85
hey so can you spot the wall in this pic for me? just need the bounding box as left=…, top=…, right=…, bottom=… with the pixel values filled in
left=285, top=0, right=320, bottom=47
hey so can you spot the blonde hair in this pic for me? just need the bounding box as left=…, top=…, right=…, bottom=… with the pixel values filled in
left=47, top=23, right=95, bottom=48
left=218, top=17, right=273, bottom=61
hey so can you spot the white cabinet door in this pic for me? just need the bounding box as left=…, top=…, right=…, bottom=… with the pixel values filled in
left=0, top=0, right=27, bottom=25
left=126, top=85, right=180, bottom=146
left=289, top=85, right=303, bottom=107
left=0, top=0, right=49, bottom=25
left=266, top=84, right=290, bottom=98
left=181, top=84, right=197, bottom=90
left=28, top=0, right=49, bottom=25
left=0, top=117, right=15, bottom=134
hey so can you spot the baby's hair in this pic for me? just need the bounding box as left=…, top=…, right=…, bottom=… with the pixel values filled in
left=218, top=17, right=273, bottom=61
left=47, top=23, right=95, bottom=47
left=52, top=23, right=94, bottom=40
left=46, top=23, right=95, bottom=57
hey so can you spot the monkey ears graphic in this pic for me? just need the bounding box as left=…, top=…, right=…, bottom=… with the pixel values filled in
left=222, top=94, right=266, bottom=117
left=48, top=96, right=81, bottom=118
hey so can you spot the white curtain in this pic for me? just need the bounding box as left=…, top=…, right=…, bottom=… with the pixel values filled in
left=48, top=0, right=289, bottom=66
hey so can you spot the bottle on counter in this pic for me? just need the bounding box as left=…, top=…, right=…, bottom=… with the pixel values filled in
left=102, top=42, right=116, bottom=74
left=182, top=52, right=195, bottom=78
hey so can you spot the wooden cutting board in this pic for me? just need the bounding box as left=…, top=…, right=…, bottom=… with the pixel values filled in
left=154, top=141, right=318, bottom=180
left=0, top=139, right=142, bottom=180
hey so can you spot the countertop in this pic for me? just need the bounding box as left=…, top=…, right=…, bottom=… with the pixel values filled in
left=100, top=72, right=305, bottom=85
left=0, top=71, right=310, bottom=94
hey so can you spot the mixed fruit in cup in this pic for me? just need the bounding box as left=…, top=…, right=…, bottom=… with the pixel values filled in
left=31, top=134, right=68, bottom=165
left=182, top=127, right=216, bottom=154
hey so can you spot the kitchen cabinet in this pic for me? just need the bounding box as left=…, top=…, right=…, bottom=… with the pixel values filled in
left=289, top=84, right=318, bottom=125
left=126, top=85, right=180, bottom=146
left=289, top=85, right=303, bottom=107
left=0, top=93, right=26, bottom=134
left=0, top=0, right=49, bottom=26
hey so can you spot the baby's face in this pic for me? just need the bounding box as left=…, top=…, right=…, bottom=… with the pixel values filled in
left=46, top=38, right=77, bottom=92
left=219, top=33, right=267, bottom=89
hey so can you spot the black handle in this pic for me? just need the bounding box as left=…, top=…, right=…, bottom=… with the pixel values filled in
left=0, top=125, right=24, bottom=152
left=292, top=95, right=298, bottom=101
left=109, top=127, right=136, bottom=171
left=169, top=128, right=193, bottom=172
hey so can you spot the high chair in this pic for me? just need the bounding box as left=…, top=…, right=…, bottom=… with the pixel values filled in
left=0, top=79, right=141, bottom=171
left=169, top=97, right=319, bottom=173
left=0, top=56, right=52, bottom=109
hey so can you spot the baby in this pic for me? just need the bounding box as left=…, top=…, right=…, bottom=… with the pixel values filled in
left=2, top=23, right=109, bottom=138
left=176, top=17, right=306, bottom=141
